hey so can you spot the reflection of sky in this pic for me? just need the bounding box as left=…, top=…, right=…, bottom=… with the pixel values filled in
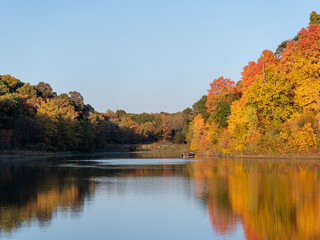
left=4, top=172, right=245, bottom=240
left=70, top=158, right=196, bottom=165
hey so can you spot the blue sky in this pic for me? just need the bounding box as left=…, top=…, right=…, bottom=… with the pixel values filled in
left=0, top=0, right=319, bottom=113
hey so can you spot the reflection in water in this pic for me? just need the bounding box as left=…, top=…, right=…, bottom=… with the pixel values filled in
left=0, top=154, right=320, bottom=239
left=0, top=162, right=97, bottom=235
left=192, top=158, right=320, bottom=240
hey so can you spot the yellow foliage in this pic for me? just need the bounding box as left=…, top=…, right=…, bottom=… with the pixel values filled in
left=189, top=114, right=205, bottom=151
left=228, top=98, right=248, bottom=152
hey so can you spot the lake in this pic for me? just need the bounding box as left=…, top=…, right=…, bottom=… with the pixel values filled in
left=0, top=152, right=320, bottom=240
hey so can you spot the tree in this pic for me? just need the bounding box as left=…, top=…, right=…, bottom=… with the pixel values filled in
left=206, top=77, right=236, bottom=112
left=309, top=11, right=320, bottom=25
left=238, top=50, right=278, bottom=94
left=206, top=77, right=238, bottom=127
left=189, top=114, right=205, bottom=151
left=35, top=98, right=78, bottom=150
left=0, top=75, right=22, bottom=91
left=35, top=82, right=57, bottom=98
left=0, top=93, right=21, bottom=128
left=275, top=40, right=289, bottom=57
left=17, top=83, right=37, bottom=98
left=160, top=115, right=172, bottom=141
left=116, top=109, right=127, bottom=118
left=56, top=93, right=73, bottom=105
left=287, top=24, right=320, bottom=113
left=0, top=81, right=9, bottom=95
left=192, top=95, right=209, bottom=119
left=69, top=91, right=84, bottom=111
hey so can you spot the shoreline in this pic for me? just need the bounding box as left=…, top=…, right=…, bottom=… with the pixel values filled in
left=2, top=144, right=320, bottom=160
left=0, top=143, right=189, bottom=158
left=196, top=152, right=320, bottom=160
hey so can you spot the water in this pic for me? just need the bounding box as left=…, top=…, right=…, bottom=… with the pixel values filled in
left=0, top=153, right=320, bottom=240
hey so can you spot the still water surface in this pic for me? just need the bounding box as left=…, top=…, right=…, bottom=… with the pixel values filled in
left=0, top=153, right=320, bottom=239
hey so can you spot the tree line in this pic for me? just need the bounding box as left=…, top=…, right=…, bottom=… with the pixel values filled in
left=0, top=76, right=196, bottom=152
left=3, top=11, right=320, bottom=154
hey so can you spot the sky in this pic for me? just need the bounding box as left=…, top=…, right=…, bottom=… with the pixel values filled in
left=0, top=0, right=319, bottom=113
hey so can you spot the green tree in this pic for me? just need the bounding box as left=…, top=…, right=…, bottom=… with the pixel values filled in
left=309, top=11, right=320, bottom=24
left=1, top=75, right=22, bottom=91
left=17, top=83, right=37, bottom=98
left=0, top=81, right=9, bottom=95
left=192, top=95, right=210, bottom=119
left=0, top=93, right=21, bottom=128
left=35, top=82, right=57, bottom=98
left=116, top=109, right=127, bottom=118
left=69, top=91, right=84, bottom=111
left=275, top=40, right=288, bottom=57
left=35, top=98, right=78, bottom=150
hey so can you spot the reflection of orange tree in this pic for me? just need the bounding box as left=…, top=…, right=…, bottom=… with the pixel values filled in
left=191, top=158, right=320, bottom=240
left=192, top=159, right=236, bottom=235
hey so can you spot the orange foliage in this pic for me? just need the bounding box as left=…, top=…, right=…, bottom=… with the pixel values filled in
left=190, top=21, right=320, bottom=154
left=238, top=50, right=279, bottom=94
left=206, top=76, right=236, bottom=113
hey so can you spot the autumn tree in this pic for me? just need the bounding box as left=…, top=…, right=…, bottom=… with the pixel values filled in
left=206, top=77, right=238, bottom=127
left=0, top=81, right=9, bottom=95
left=17, top=83, right=37, bottom=98
left=0, top=75, right=22, bottom=91
left=35, top=98, right=78, bottom=150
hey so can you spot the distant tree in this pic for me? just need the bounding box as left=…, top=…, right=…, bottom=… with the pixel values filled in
left=17, top=83, right=37, bottom=98
left=182, top=108, right=192, bottom=115
left=82, top=104, right=95, bottom=117
left=0, top=93, right=21, bottom=128
left=35, top=82, right=57, bottom=98
left=210, top=95, right=237, bottom=128
left=0, top=75, right=22, bottom=91
left=69, top=91, right=84, bottom=111
left=275, top=40, right=289, bottom=57
left=172, top=131, right=185, bottom=144
left=0, top=82, right=9, bottom=95
left=35, top=98, right=78, bottom=150
left=309, top=11, right=320, bottom=24
left=192, top=95, right=209, bottom=119
left=56, top=93, right=73, bottom=105
left=131, top=112, right=155, bottom=124
left=160, top=115, right=172, bottom=141
left=116, top=109, right=127, bottom=118
left=106, top=109, right=114, bottom=114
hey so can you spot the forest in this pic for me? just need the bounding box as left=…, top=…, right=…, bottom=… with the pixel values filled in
left=187, top=11, right=320, bottom=154
left=2, top=11, right=320, bottom=154
left=0, top=75, right=195, bottom=151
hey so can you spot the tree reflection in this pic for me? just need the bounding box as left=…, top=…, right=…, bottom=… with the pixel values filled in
left=1, top=157, right=320, bottom=240
left=191, top=158, right=320, bottom=240
left=0, top=157, right=189, bottom=235
left=0, top=162, right=97, bottom=234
